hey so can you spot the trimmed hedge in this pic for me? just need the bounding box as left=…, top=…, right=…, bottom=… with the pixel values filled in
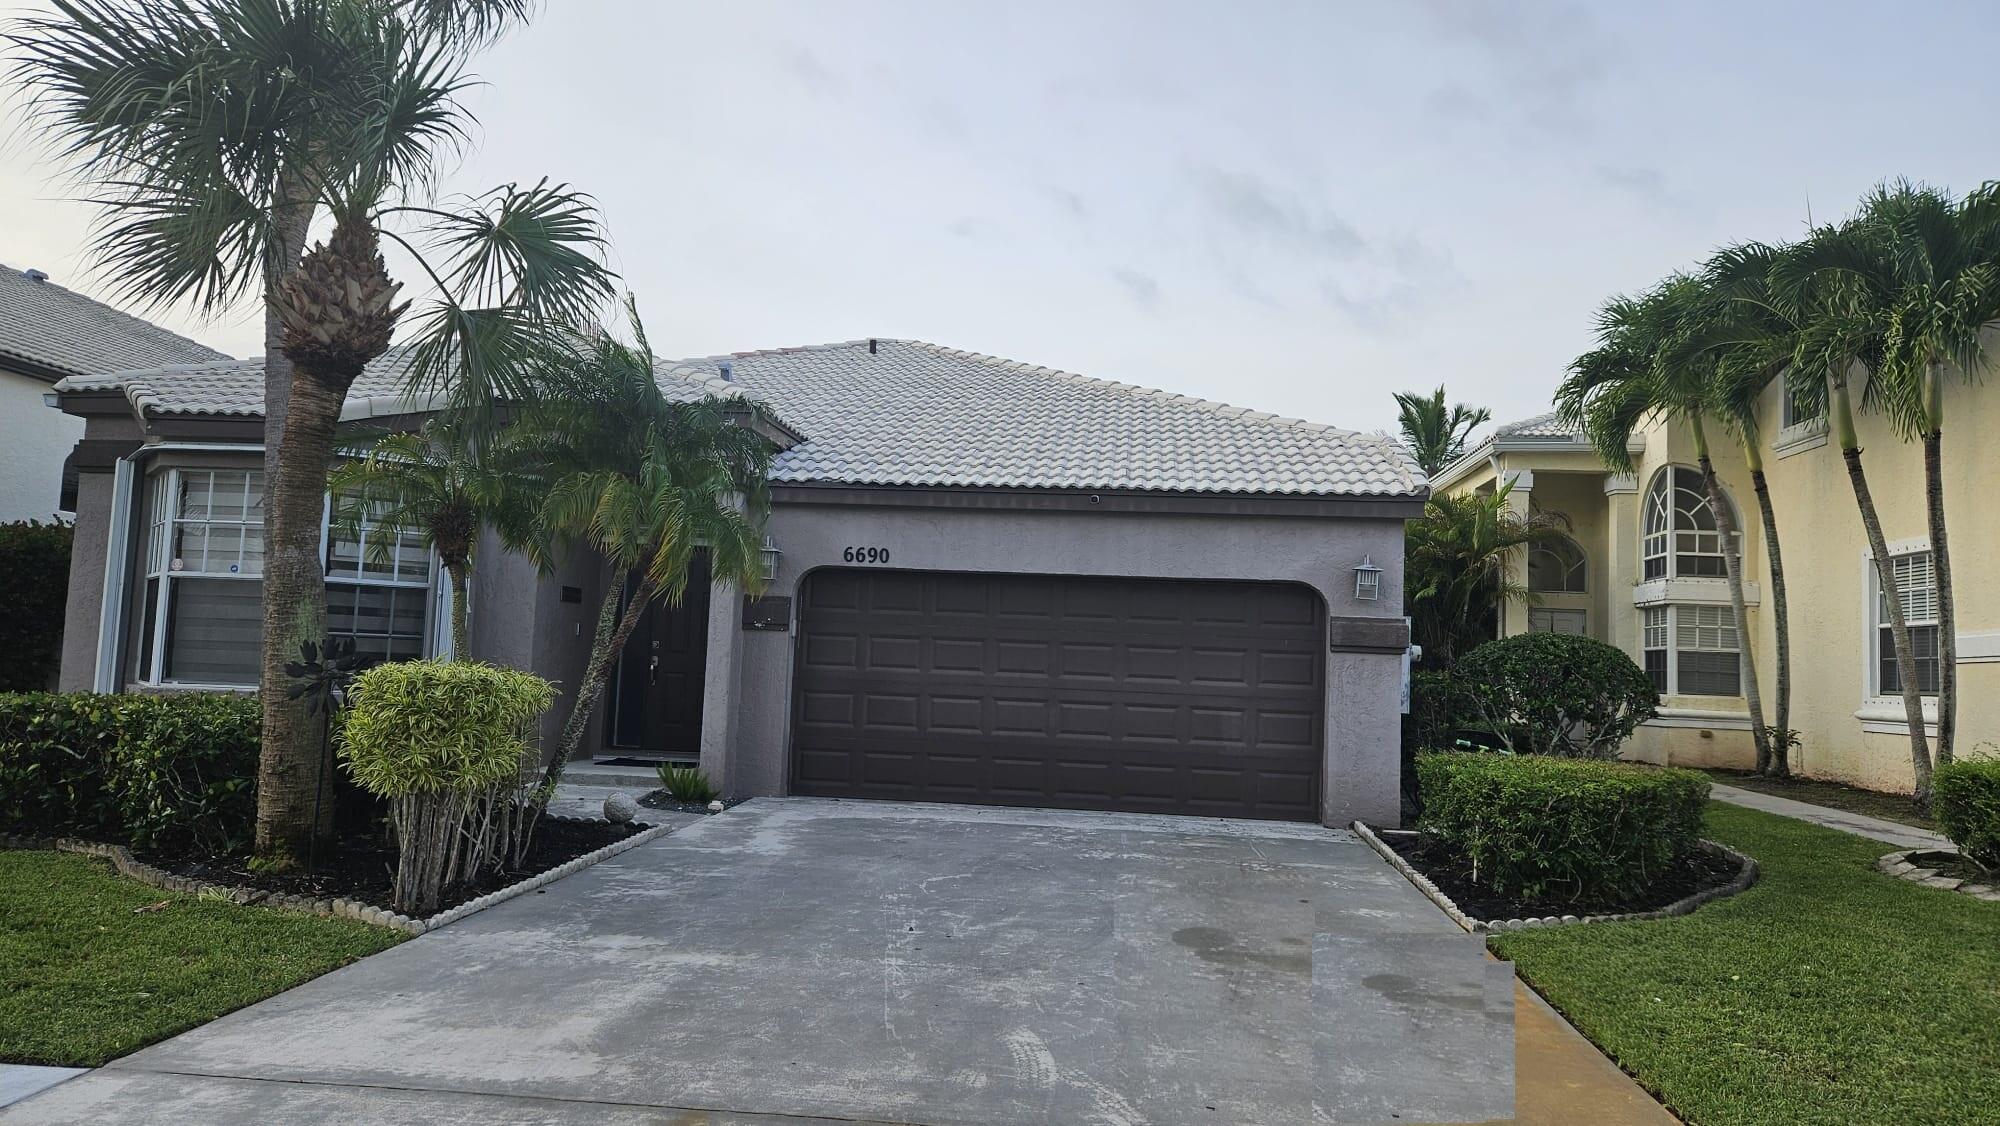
left=1455, top=632, right=1658, bottom=759
left=1935, top=758, right=2000, bottom=871
left=1416, top=752, right=1709, bottom=902
left=0, top=692, right=260, bottom=853
left=0, top=521, right=73, bottom=691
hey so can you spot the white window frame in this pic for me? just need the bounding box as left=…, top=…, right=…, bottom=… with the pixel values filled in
left=324, top=493, right=435, bottom=666
left=1527, top=536, right=1588, bottom=594
left=1641, top=603, right=1743, bottom=698
left=1865, top=544, right=1941, bottom=701
left=1528, top=607, right=1588, bottom=635
left=1641, top=466, right=1740, bottom=582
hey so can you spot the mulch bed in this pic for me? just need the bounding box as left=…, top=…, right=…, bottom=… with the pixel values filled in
left=1383, top=833, right=1743, bottom=920
left=138, top=816, right=652, bottom=916
left=638, top=790, right=749, bottom=815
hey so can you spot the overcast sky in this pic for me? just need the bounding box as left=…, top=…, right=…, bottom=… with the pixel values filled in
left=3, top=1, right=1996, bottom=437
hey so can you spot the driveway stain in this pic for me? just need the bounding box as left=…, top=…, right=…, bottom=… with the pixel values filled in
left=1171, top=925, right=1312, bottom=975
left=1362, top=971, right=1488, bottom=1012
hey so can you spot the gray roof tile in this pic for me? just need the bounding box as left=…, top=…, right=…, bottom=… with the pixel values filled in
left=1493, top=411, right=1581, bottom=440
left=0, top=265, right=228, bottom=380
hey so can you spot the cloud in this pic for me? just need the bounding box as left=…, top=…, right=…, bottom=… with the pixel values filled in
left=778, top=44, right=843, bottom=98
left=1194, top=166, right=1364, bottom=262
left=1044, top=185, right=1089, bottom=221
left=1110, top=268, right=1160, bottom=310
left=1405, top=0, right=1613, bottom=137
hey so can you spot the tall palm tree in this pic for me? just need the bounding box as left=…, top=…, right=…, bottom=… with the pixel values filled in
left=12, top=0, right=614, bottom=864
left=1394, top=386, right=1492, bottom=478
left=1557, top=276, right=1773, bottom=765
left=518, top=313, right=775, bottom=789
left=1404, top=483, right=1569, bottom=668
left=328, top=415, right=543, bottom=660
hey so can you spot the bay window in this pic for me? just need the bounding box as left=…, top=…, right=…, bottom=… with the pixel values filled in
left=1642, top=467, right=1737, bottom=581
left=1641, top=603, right=1742, bottom=697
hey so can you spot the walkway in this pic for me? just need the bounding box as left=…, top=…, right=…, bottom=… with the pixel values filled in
left=1709, top=784, right=1948, bottom=851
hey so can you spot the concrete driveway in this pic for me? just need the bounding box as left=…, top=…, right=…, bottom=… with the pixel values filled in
left=6, top=798, right=1514, bottom=1125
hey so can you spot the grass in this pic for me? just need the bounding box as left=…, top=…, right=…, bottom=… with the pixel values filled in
left=1491, top=803, right=2000, bottom=1125
left=1698, top=768, right=1935, bottom=830
left=0, top=850, right=404, bottom=1067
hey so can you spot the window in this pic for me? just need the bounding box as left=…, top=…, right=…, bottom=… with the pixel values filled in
left=1642, top=467, right=1737, bottom=580
left=128, top=467, right=432, bottom=686
left=1528, top=536, right=1587, bottom=593
left=1780, top=384, right=1824, bottom=429
left=1529, top=608, right=1587, bottom=636
left=1641, top=604, right=1741, bottom=697
left=1874, top=551, right=1940, bottom=696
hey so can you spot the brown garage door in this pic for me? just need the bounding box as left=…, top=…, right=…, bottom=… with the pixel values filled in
left=791, top=569, right=1324, bottom=820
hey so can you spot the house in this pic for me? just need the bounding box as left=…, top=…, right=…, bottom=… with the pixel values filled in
left=48, top=340, right=1426, bottom=826
left=1434, top=372, right=2000, bottom=793
left=0, top=264, right=229, bottom=523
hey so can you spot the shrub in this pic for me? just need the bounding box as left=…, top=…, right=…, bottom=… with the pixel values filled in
left=339, top=660, right=555, bottom=914
left=0, top=521, right=73, bottom=692
left=1935, top=758, right=2000, bottom=872
left=1416, top=752, right=1709, bottom=902
left=1454, top=632, right=1658, bottom=758
left=0, top=691, right=259, bottom=852
left=657, top=764, right=718, bottom=804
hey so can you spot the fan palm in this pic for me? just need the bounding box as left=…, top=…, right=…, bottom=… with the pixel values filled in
left=1557, top=275, right=1773, bottom=766
left=328, top=415, right=543, bottom=660
left=518, top=313, right=775, bottom=790
left=11, top=0, right=614, bottom=864
left=1404, top=484, right=1569, bottom=667
left=1394, top=386, right=1491, bottom=479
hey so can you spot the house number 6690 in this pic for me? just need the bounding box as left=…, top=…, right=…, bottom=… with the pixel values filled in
left=842, top=546, right=890, bottom=564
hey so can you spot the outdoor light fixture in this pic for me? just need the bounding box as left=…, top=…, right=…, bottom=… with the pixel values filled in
left=1353, top=555, right=1383, bottom=601
left=760, top=536, right=782, bottom=582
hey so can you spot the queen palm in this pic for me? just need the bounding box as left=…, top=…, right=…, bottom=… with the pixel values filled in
left=1404, top=484, right=1569, bottom=667
left=519, top=315, right=775, bottom=789
left=1557, top=276, right=1773, bottom=766
left=328, top=415, right=543, bottom=660
left=1394, top=387, right=1491, bottom=479
left=12, top=0, right=614, bottom=863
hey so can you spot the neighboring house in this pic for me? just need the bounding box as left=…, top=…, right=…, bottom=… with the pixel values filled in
left=49, top=340, right=1425, bottom=826
left=0, top=264, right=229, bottom=523
left=1435, top=375, right=2000, bottom=793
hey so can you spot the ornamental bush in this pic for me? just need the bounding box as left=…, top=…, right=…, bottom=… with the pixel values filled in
left=0, top=691, right=259, bottom=852
left=1454, top=632, right=1658, bottom=759
left=0, top=521, right=73, bottom=691
left=339, top=660, right=555, bottom=915
left=1935, top=758, right=2000, bottom=872
left=1416, top=752, right=1709, bottom=903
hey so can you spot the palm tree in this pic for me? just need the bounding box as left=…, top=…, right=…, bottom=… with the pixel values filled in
left=328, top=415, right=543, bottom=660
left=1557, top=276, right=1773, bottom=766
left=12, top=0, right=614, bottom=864
left=1394, top=387, right=1492, bottom=478
left=518, top=314, right=775, bottom=790
left=1405, top=484, right=1569, bottom=668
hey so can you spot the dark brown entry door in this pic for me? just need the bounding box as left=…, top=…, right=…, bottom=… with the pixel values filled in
left=791, top=569, right=1324, bottom=820
left=609, top=551, right=711, bottom=756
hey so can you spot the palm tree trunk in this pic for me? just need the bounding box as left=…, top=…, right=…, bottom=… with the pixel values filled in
left=1747, top=463, right=1792, bottom=777
left=543, top=571, right=643, bottom=790
left=255, top=371, right=344, bottom=864
left=1924, top=428, right=1955, bottom=767
left=1690, top=421, right=1770, bottom=772
left=447, top=560, right=470, bottom=661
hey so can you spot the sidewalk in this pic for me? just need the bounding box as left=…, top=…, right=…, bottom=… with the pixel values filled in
left=1708, top=784, right=1948, bottom=851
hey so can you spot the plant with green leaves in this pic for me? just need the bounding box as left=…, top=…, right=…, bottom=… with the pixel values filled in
left=339, top=658, right=555, bottom=914
left=656, top=764, right=719, bottom=805
left=1393, top=386, right=1491, bottom=478
left=0, top=521, right=72, bottom=692
left=1453, top=632, right=1659, bottom=759
left=11, top=0, right=615, bottom=867
left=1558, top=274, right=1772, bottom=768
left=329, top=415, right=544, bottom=659
left=1403, top=484, right=1570, bottom=668
left=1933, top=757, right=2000, bottom=874
left=517, top=309, right=775, bottom=789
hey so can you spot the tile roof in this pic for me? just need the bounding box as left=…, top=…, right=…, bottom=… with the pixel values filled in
left=0, top=265, right=228, bottom=381
left=57, top=338, right=1425, bottom=498
left=1493, top=411, right=1582, bottom=440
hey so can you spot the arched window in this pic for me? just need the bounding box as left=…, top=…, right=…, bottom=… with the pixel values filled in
left=1642, top=467, right=1737, bottom=580
left=1528, top=535, right=1587, bottom=593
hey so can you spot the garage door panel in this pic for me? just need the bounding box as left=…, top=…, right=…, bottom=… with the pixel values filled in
left=793, top=569, right=1323, bottom=820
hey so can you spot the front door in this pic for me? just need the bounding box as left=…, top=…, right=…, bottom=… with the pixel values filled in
left=608, top=551, right=711, bottom=756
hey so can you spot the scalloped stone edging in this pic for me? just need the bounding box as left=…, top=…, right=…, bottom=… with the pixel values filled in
left=1875, top=847, right=2000, bottom=901
left=1, top=811, right=680, bottom=936
left=1352, top=821, right=1759, bottom=934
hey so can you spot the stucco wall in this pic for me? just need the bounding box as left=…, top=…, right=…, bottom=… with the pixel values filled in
left=717, top=501, right=1411, bottom=827
left=1, top=369, right=82, bottom=522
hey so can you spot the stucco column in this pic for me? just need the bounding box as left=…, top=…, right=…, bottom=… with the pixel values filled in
left=1600, top=473, right=1640, bottom=657
left=1499, top=469, right=1533, bottom=637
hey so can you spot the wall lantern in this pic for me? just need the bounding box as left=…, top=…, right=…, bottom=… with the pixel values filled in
left=760, top=536, right=782, bottom=582
left=1353, top=555, right=1383, bottom=602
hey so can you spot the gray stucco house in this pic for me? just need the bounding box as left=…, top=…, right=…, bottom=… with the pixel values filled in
left=50, top=339, right=1424, bottom=826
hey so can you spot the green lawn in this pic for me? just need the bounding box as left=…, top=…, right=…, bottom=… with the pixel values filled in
left=1696, top=767, right=1936, bottom=831
left=0, top=850, right=404, bottom=1067
left=1492, top=803, right=2000, bottom=1126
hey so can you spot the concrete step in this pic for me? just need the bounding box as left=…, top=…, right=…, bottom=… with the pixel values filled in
left=556, top=760, right=683, bottom=790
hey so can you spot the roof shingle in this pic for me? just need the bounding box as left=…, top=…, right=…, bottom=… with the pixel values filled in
left=0, top=265, right=228, bottom=380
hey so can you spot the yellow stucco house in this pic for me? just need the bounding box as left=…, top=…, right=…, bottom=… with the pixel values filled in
left=1433, top=373, right=2000, bottom=792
